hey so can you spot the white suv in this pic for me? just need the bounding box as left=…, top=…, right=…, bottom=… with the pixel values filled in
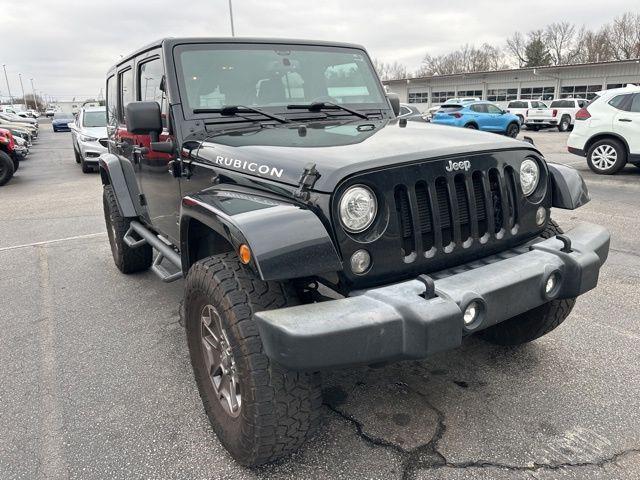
left=567, top=85, right=640, bottom=174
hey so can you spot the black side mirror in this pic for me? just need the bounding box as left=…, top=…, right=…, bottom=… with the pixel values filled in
left=387, top=93, right=401, bottom=116
left=125, top=101, right=162, bottom=141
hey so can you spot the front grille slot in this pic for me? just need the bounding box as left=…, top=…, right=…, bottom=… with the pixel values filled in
left=435, top=178, right=453, bottom=246
left=393, top=164, right=519, bottom=260
left=454, top=175, right=471, bottom=243
left=472, top=171, right=488, bottom=237
left=99, top=138, right=108, bottom=148
left=504, top=167, right=519, bottom=229
left=395, top=186, right=414, bottom=256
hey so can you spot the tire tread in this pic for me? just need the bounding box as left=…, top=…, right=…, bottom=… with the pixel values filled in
left=102, top=185, right=153, bottom=273
left=185, top=253, right=321, bottom=466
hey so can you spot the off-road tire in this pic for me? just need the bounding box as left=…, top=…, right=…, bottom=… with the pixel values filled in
left=0, top=151, right=15, bottom=186
left=557, top=115, right=571, bottom=132
left=185, top=253, right=322, bottom=467
left=479, top=220, right=576, bottom=345
left=586, top=138, right=627, bottom=175
left=102, top=185, right=152, bottom=273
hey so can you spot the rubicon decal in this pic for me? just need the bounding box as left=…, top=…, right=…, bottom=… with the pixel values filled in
left=215, top=155, right=284, bottom=178
left=445, top=159, right=471, bottom=172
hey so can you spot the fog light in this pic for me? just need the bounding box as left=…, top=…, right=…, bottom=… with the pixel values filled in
left=545, top=273, right=558, bottom=294
left=536, top=206, right=547, bottom=226
left=350, top=249, right=371, bottom=275
left=463, top=301, right=479, bottom=326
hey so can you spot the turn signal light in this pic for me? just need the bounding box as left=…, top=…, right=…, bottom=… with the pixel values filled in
left=239, top=244, right=251, bottom=264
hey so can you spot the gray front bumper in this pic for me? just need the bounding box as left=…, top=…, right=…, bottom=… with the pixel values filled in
left=255, top=223, right=610, bottom=371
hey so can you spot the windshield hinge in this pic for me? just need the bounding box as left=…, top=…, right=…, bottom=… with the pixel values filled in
left=294, top=163, right=320, bottom=201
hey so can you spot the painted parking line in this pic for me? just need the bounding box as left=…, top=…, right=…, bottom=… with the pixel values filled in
left=0, top=232, right=106, bottom=252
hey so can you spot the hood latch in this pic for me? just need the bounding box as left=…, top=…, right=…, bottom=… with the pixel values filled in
left=294, top=163, right=320, bottom=201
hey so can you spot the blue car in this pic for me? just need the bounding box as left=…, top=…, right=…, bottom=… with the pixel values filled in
left=432, top=101, right=521, bottom=137
left=51, top=112, right=75, bottom=132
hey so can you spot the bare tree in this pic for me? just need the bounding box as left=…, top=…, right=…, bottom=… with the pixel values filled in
left=506, top=31, right=528, bottom=67
left=373, top=58, right=408, bottom=80
left=573, top=27, right=613, bottom=63
left=417, top=43, right=509, bottom=76
left=545, top=22, right=577, bottom=65
left=606, top=12, right=640, bottom=60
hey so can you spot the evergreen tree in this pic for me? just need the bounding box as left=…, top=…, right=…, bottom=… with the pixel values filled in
left=525, top=34, right=552, bottom=67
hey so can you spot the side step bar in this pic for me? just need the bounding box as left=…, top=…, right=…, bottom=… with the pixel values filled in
left=123, top=221, right=183, bottom=283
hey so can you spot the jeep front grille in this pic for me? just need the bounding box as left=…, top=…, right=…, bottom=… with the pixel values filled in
left=394, top=168, right=519, bottom=258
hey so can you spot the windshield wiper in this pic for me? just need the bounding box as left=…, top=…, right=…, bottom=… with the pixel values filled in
left=193, top=105, right=289, bottom=124
left=286, top=101, right=369, bottom=120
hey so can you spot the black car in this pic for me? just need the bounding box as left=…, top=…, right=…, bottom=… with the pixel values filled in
left=99, top=37, right=610, bottom=467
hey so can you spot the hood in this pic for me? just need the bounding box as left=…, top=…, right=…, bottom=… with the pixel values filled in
left=194, top=119, right=536, bottom=193
left=14, top=117, right=37, bottom=124
left=0, top=121, right=35, bottom=131
left=80, top=126, right=108, bottom=138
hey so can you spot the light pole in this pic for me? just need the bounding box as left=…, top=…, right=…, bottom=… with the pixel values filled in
left=18, top=73, right=27, bottom=109
left=228, top=0, right=235, bottom=37
left=30, top=78, right=38, bottom=111
left=2, top=64, right=14, bottom=105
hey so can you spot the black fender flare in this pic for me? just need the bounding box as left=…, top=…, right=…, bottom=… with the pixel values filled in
left=98, top=153, right=144, bottom=218
left=180, top=190, right=342, bottom=281
left=547, top=163, right=590, bottom=210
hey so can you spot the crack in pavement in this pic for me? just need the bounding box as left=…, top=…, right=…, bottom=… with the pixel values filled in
left=324, top=382, right=640, bottom=479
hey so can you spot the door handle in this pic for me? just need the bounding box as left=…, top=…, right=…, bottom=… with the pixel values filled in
left=618, top=119, right=632, bottom=122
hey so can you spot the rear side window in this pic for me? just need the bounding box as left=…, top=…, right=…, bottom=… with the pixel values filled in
left=508, top=101, right=527, bottom=109
left=439, top=105, right=463, bottom=111
left=550, top=100, right=574, bottom=108
left=470, top=104, right=487, bottom=113
left=119, top=68, right=133, bottom=123
left=608, top=94, right=629, bottom=110
left=106, top=75, right=117, bottom=125
left=630, top=94, right=640, bottom=113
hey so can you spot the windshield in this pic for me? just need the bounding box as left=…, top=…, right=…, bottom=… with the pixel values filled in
left=54, top=112, right=73, bottom=119
left=83, top=110, right=106, bottom=127
left=175, top=43, right=386, bottom=115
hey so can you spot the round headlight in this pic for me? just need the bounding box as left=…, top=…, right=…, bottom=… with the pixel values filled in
left=520, top=159, right=540, bottom=196
left=339, top=185, right=377, bottom=233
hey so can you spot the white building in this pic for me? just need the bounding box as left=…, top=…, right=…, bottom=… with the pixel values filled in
left=383, top=58, right=640, bottom=110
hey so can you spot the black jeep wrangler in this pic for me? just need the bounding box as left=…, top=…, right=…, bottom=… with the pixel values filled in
left=100, top=38, right=610, bottom=466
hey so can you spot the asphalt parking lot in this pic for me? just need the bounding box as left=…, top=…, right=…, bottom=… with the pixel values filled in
left=1, top=122, right=639, bottom=480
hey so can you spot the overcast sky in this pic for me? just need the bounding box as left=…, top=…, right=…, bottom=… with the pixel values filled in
left=1, top=0, right=637, bottom=102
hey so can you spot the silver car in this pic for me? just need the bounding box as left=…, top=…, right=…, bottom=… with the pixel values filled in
left=70, top=106, right=107, bottom=173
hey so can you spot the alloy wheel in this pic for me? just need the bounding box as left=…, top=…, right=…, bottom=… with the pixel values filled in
left=200, top=304, right=242, bottom=418
left=591, top=144, right=617, bottom=170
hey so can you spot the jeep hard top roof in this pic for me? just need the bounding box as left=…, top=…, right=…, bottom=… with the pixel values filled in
left=109, top=37, right=367, bottom=72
